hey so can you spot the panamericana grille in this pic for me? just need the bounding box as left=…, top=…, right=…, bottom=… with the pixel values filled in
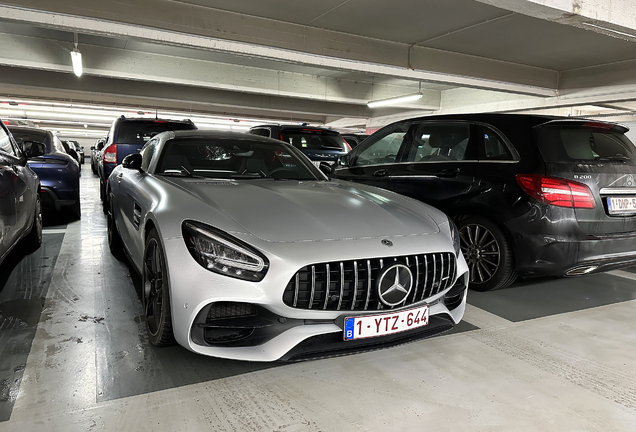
left=282, top=253, right=456, bottom=311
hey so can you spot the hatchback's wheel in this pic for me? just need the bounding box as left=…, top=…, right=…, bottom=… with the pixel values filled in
left=142, top=229, right=175, bottom=346
left=107, top=201, right=123, bottom=258
left=24, top=195, right=43, bottom=252
left=457, top=216, right=516, bottom=291
left=100, top=181, right=108, bottom=214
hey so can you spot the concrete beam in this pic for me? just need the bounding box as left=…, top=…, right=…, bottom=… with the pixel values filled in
left=0, top=32, right=442, bottom=111
left=474, top=0, right=636, bottom=41
left=0, top=2, right=557, bottom=96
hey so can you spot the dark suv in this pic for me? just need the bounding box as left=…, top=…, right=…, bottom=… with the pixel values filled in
left=98, top=116, right=197, bottom=210
left=249, top=124, right=349, bottom=165
left=334, top=114, right=636, bottom=291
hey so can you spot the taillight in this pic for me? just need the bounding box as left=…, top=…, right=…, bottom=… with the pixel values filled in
left=515, top=174, right=595, bottom=209
left=103, top=144, right=117, bottom=163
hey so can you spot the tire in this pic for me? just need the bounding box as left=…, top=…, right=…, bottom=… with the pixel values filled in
left=456, top=216, right=517, bottom=291
left=91, top=162, right=97, bottom=175
left=24, top=194, right=43, bottom=252
left=107, top=200, right=123, bottom=258
left=100, top=181, right=108, bottom=214
left=142, top=228, right=175, bottom=346
left=69, top=200, right=81, bottom=220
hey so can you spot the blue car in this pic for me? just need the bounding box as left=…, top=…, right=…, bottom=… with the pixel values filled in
left=98, top=116, right=197, bottom=212
left=9, top=126, right=81, bottom=220
left=0, top=122, right=45, bottom=265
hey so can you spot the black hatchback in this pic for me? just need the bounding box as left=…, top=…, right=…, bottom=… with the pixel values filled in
left=334, top=114, right=636, bottom=291
left=249, top=124, right=349, bottom=166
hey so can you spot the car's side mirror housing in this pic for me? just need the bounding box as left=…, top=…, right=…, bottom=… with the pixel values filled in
left=90, top=146, right=95, bottom=150
left=21, top=140, right=46, bottom=158
left=122, top=153, right=142, bottom=170
left=337, top=154, right=350, bottom=167
left=318, top=161, right=333, bottom=177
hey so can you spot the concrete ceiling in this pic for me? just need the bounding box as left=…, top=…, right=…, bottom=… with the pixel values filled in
left=1, top=0, right=636, bottom=136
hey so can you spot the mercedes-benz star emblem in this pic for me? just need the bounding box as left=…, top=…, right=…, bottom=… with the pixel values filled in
left=381, top=239, right=393, bottom=247
left=377, top=263, right=413, bottom=306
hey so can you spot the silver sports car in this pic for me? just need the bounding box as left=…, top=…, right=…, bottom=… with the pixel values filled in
left=107, top=130, right=469, bottom=361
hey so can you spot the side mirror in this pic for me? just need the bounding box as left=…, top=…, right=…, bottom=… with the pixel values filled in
left=318, top=161, right=333, bottom=177
left=337, top=154, right=350, bottom=167
left=122, top=153, right=142, bottom=170
left=90, top=146, right=95, bottom=150
left=21, top=141, right=46, bottom=158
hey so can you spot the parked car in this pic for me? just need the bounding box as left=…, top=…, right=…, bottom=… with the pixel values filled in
left=334, top=114, right=636, bottom=291
left=341, top=133, right=369, bottom=149
left=248, top=124, right=350, bottom=166
left=66, top=140, right=85, bottom=164
left=61, top=140, right=81, bottom=171
left=91, top=137, right=106, bottom=174
left=98, top=116, right=197, bottom=212
left=9, top=126, right=81, bottom=219
left=106, top=130, right=468, bottom=361
left=0, top=122, right=45, bottom=265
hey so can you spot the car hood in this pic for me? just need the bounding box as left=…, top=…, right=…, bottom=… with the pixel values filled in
left=163, top=178, right=441, bottom=243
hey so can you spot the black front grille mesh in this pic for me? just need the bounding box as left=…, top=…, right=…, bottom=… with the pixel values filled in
left=283, top=253, right=456, bottom=311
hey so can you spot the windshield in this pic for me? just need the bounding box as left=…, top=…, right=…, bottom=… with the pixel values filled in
left=535, top=124, right=636, bottom=163
left=156, top=138, right=322, bottom=180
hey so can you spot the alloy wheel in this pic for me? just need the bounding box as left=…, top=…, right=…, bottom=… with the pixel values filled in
left=459, top=223, right=501, bottom=285
left=143, top=238, right=164, bottom=336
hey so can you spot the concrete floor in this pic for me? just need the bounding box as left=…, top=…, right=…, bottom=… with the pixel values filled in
left=1, top=173, right=636, bottom=431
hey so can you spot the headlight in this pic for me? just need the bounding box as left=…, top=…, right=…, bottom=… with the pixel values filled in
left=182, top=221, right=269, bottom=282
left=448, top=217, right=461, bottom=257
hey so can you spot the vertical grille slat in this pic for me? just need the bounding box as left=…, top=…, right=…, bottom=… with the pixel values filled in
left=308, top=266, right=316, bottom=309
left=284, top=253, right=457, bottom=311
left=323, top=263, right=330, bottom=310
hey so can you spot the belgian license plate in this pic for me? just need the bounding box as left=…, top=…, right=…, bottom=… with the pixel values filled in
left=343, top=305, right=429, bottom=341
left=607, top=196, right=636, bottom=214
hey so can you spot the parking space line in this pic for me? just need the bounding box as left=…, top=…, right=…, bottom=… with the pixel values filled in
left=607, top=270, right=636, bottom=281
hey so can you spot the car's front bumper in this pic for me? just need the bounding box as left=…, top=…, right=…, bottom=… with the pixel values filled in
left=161, top=235, right=469, bottom=362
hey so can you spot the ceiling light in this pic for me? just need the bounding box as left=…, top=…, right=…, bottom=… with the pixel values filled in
left=581, top=23, right=636, bottom=39
left=367, top=92, right=423, bottom=108
left=70, top=33, right=82, bottom=77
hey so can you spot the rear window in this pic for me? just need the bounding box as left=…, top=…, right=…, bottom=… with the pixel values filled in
left=116, top=121, right=196, bottom=145
left=280, top=129, right=346, bottom=151
left=536, top=124, right=636, bottom=163
left=10, top=130, right=54, bottom=153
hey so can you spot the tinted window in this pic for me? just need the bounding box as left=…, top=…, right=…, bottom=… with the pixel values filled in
left=352, top=123, right=409, bottom=166
left=479, top=127, right=513, bottom=161
left=280, top=130, right=346, bottom=151
left=0, top=127, right=15, bottom=157
left=536, top=125, right=636, bottom=163
left=404, top=123, right=472, bottom=162
left=157, top=138, right=320, bottom=180
left=10, top=130, right=51, bottom=153
left=116, top=121, right=196, bottom=145
left=250, top=128, right=270, bottom=137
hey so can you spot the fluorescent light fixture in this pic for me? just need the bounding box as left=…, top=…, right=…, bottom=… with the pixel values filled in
left=70, top=49, right=82, bottom=77
left=367, top=92, right=423, bottom=108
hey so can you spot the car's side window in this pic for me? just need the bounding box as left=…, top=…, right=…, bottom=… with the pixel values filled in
left=141, top=138, right=159, bottom=171
left=479, top=127, right=513, bottom=161
left=403, top=122, right=473, bottom=162
left=351, top=123, right=410, bottom=166
left=0, top=127, right=16, bottom=157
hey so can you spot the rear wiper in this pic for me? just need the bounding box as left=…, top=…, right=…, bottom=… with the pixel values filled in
left=595, top=154, right=630, bottom=162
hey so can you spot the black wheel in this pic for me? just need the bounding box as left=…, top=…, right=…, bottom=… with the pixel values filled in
left=107, top=200, right=123, bottom=258
left=91, top=163, right=97, bottom=175
left=457, top=216, right=517, bottom=291
left=100, top=181, right=108, bottom=214
left=142, top=229, right=175, bottom=346
left=24, top=195, right=42, bottom=252
left=69, top=199, right=81, bottom=220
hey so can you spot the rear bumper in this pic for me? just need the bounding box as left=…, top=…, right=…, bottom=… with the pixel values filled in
left=506, top=208, right=636, bottom=277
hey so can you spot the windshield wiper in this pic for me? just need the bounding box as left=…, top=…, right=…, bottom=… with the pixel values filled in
left=159, top=166, right=204, bottom=178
